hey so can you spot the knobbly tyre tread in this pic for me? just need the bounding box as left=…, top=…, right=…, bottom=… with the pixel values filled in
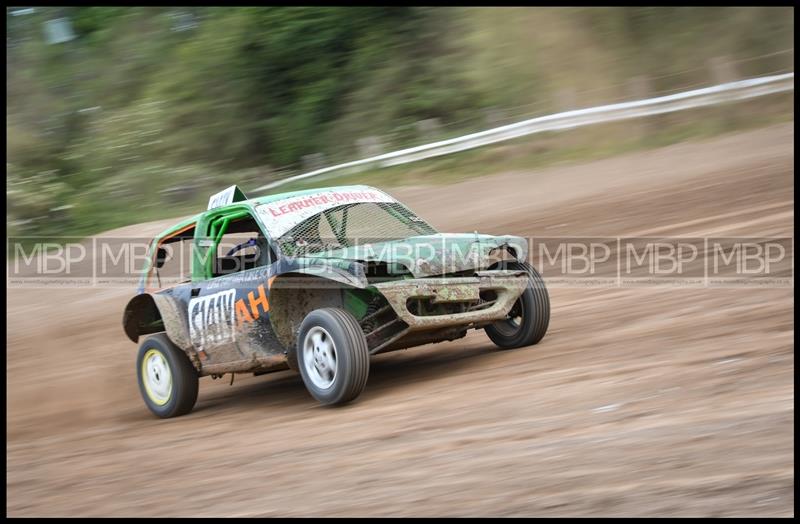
left=523, top=262, right=550, bottom=346
left=327, top=308, right=370, bottom=403
left=485, top=261, right=550, bottom=349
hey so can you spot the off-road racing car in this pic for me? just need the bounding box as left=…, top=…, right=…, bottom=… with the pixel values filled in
left=123, top=185, right=549, bottom=417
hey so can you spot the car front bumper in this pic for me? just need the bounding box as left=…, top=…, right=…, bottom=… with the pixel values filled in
left=370, top=270, right=529, bottom=331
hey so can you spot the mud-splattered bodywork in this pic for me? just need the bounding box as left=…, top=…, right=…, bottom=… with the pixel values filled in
left=123, top=185, right=531, bottom=376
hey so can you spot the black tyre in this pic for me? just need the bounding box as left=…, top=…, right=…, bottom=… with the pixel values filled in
left=296, top=308, right=370, bottom=406
left=136, top=333, right=199, bottom=418
left=485, top=261, right=550, bottom=349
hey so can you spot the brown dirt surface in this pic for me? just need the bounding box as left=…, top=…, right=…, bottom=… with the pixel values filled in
left=6, top=123, right=794, bottom=517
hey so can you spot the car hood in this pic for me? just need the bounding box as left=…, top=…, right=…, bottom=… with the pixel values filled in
left=303, top=233, right=528, bottom=278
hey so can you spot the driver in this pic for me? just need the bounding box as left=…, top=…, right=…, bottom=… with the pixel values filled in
left=226, top=237, right=258, bottom=257
left=226, top=235, right=273, bottom=268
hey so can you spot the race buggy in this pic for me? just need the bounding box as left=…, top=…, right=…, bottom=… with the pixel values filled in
left=123, top=185, right=550, bottom=417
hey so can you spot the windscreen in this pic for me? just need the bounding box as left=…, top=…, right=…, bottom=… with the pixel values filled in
left=272, top=201, right=438, bottom=256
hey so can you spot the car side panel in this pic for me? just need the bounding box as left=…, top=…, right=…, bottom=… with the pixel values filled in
left=146, top=251, right=368, bottom=375
left=185, top=265, right=285, bottom=368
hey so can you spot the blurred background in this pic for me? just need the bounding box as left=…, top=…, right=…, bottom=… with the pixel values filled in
left=6, top=7, right=795, bottom=518
left=6, top=6, right=794, bottom=238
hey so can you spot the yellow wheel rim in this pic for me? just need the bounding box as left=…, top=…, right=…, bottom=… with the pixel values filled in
left=141, top=348, right=173, bottom=406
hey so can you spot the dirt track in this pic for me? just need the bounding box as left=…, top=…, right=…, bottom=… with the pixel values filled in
left=6, top=123, right=794, bottom=517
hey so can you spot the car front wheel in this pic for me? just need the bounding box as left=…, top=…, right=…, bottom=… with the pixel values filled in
left=485, top=261, right=550, bottom=349
left=296, top=308, right=370, bottom=406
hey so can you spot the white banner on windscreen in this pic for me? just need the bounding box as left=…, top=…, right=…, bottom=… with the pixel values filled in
left=255, top=187, right=397, bottom=239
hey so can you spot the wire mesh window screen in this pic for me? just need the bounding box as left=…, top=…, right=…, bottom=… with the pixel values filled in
left=276, top=202, right=437, bottom=256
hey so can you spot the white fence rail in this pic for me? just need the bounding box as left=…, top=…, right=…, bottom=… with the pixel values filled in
left=256, top=72, right=794, bottom=192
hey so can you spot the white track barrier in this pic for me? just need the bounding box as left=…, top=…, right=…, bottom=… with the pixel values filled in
left=256, top=72, right=794, bottom=192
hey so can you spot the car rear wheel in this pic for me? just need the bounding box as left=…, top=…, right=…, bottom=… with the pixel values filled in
left=136, top=333, right=199, bottom=418
left=296, top=308, right=370, bottom=406
left=485, top=261, right=550, bottom=349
